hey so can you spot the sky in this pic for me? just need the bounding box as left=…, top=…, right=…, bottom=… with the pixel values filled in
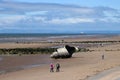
left=0, top=0, right=120, bottom=33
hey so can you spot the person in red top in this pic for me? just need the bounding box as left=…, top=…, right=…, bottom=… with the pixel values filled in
left=50, top=63, right=54, bottom=72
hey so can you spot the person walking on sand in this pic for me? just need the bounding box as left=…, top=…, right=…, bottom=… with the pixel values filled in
left=50, top=63, right=54, bottom=72
left=56, top=63, right=60, bottom=72
left=102, top=54, right=104, bottom=60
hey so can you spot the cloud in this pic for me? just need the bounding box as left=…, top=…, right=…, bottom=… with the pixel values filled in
left=99, top=17, right=120, bottom=23
left=48, top=18, right=95, bottom=24
left=0, top=2, right=118, bottom=16
left=0, top=2, right=95, bottom=15
left=0, top=15, right=25, bottom=25
left=0, top=1, right=120, bottom=33
left=26, top=11, right=48, bottom=16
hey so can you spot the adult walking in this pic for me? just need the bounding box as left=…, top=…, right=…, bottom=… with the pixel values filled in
left=56, top=63, right=60, bottom=72
left=102, top=54, right=104, bottom=60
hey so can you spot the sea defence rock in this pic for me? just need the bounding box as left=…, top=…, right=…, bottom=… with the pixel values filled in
left=50, top=45, right=78, bottom=59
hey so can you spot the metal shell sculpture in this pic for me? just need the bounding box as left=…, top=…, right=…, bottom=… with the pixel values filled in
left=50, top=45, right=78, bottom=59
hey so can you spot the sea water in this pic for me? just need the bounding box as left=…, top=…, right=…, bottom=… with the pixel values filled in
left=0, top=32, right=119, bottom=43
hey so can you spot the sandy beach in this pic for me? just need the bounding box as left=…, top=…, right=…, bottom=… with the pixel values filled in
left=0, top=35, right=120, bottom=80
left=0, top=0, right=120, bottom=79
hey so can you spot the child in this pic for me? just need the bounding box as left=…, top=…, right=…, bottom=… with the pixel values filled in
left=50, top=63, right=54, bottom=72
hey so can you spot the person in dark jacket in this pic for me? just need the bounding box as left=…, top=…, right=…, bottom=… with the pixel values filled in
left=56, top=63, right=60, bottom=72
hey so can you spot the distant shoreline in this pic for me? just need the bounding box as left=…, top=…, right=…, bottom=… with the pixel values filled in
left=0, top=33, right=119, bottom=43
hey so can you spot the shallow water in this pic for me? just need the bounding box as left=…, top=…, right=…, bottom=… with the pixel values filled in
left=0, top=57, right=2, bottom=61
left=0, top=54, right=57, bottom=74
left=0, top=33, right=114, bottom=43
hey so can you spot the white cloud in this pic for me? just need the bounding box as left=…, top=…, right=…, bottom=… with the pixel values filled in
left=0, top=14, right=48, bottom=26
left=0, top=15, right=25, bottom=25
left=48, top=18, right=95, bottom=24
left=33, top=16, right=46, bottom=21
left=99, top=17, right=120, bottom=23
left=25, top=11, right=48, bottom=16
left=104, top=10, right=120, bottom=17
left=71, top=8, right=95, bottom=14
left=0, top=2, right=120, bottom=28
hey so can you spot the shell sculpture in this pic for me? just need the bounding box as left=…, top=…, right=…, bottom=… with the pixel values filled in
left=50, top=45, right=78, bottom=59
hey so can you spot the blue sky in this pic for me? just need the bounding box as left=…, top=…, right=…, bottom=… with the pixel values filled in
left=0, top=0, right=120, bottom=33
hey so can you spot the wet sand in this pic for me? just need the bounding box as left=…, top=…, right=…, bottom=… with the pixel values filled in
left=0, top=35, right=120, bottom=80
left=0, top=54, right=52, bottom=74
left=0, top=49, right=120, bottom=80
left=87, top=66, right=120, bottom=80
left=0, top=34, right=119, bottom=49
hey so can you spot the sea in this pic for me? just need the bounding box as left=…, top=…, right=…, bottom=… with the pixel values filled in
left=0, top=32, right=120, bottom=43
left=0, top=33, right=82, bottom=43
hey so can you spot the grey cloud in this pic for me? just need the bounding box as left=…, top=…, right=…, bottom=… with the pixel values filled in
left=0, top=2, right=120, bottom=26
left=0, top=2, right=119, bottom=21
left=0, top=2, right=117, bottom=15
